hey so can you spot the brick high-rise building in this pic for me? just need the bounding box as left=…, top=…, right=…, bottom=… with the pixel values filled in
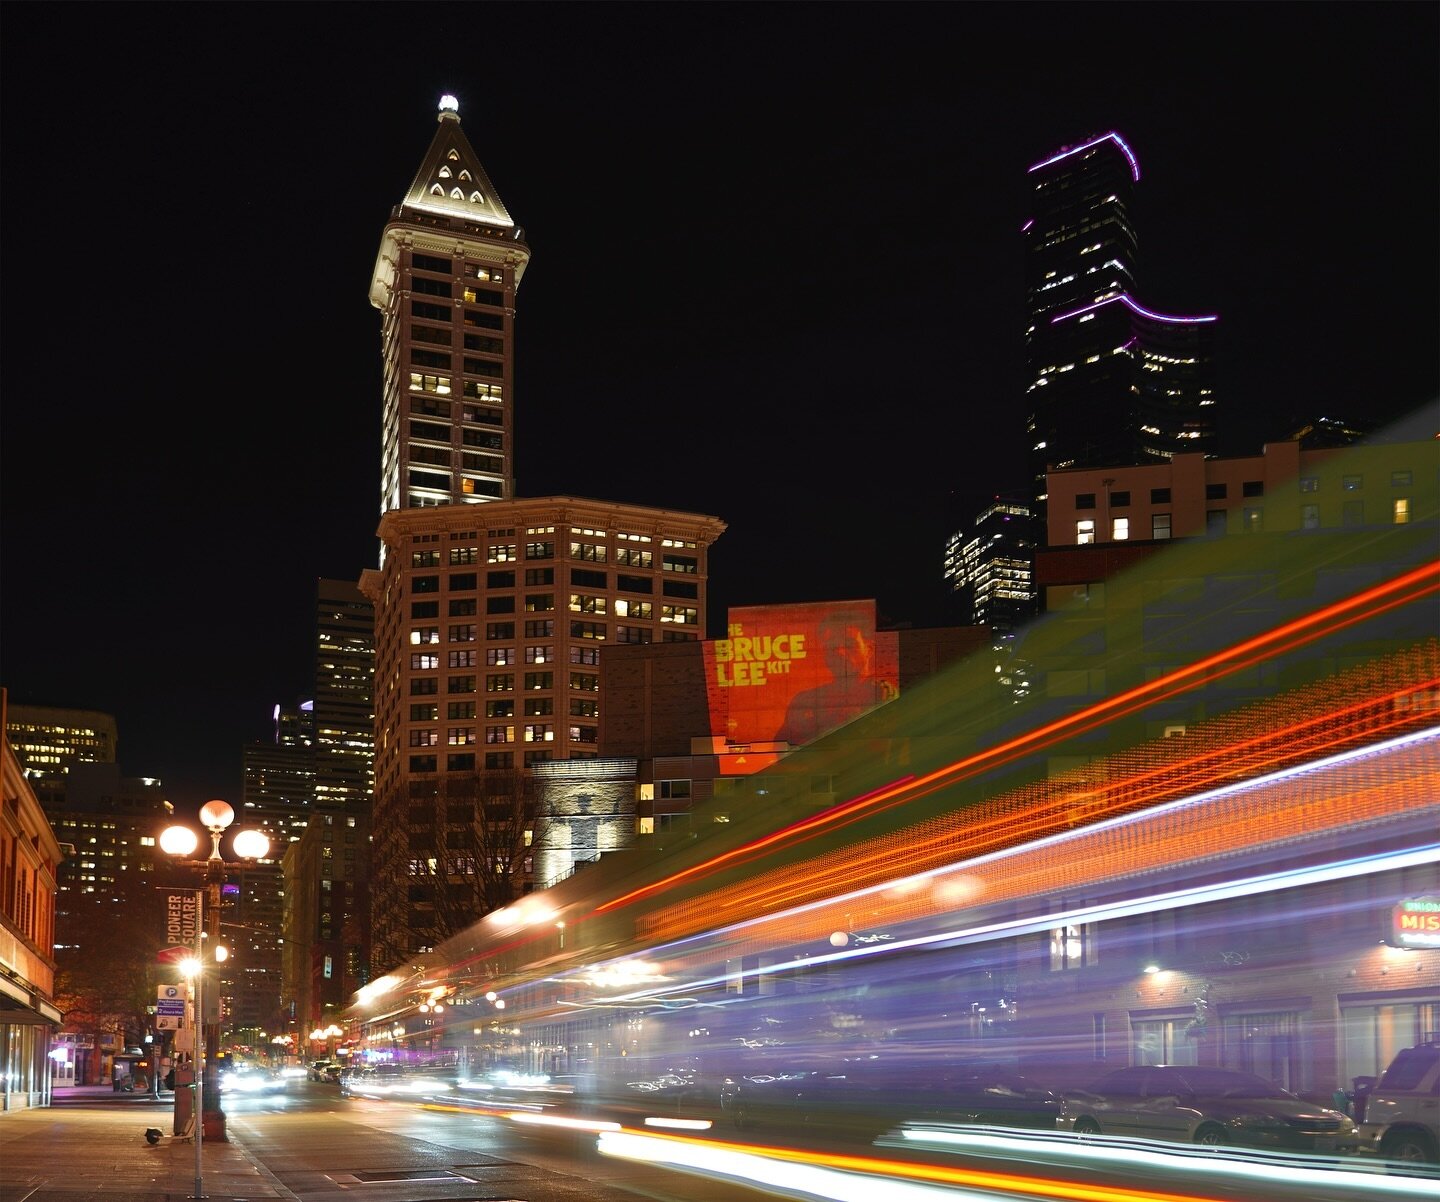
left=360, top=98, right=725, bottom=971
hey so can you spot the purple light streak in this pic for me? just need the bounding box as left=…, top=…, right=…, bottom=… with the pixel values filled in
left=1021, top=218, right=1034, bottom=232
left=1028, top=132, right=1141, bottom=182
left=1050, top=294, right=1218, bottom=325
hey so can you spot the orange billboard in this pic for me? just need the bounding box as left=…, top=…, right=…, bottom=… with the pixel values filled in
left=703, top=600, right=898, bottom=749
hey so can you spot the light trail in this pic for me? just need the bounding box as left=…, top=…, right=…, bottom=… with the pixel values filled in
left=595, top=562, right=1439, bottom=915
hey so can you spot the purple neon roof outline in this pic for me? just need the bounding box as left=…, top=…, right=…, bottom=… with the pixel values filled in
left=1022, top=219, right=1034, bottom=232
left=1028, top=132, right=1141, bottom=182
left=1051, top=294, right=1218, bottom=325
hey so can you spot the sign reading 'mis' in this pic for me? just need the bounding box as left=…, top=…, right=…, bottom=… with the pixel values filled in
left=1391, top=896, right=1440, bottom=949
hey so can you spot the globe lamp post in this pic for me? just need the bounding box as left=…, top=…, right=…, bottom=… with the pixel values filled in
left=160, top=800, right=269, bottom=1185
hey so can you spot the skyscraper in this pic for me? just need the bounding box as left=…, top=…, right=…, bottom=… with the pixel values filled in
left=1023, top=133, right=1218, bottom=507
left=312, top=578, right=374, bottom=813
left=943, top=497, right=1038, bottom=633
left=360, top=98, right=725, bottom=970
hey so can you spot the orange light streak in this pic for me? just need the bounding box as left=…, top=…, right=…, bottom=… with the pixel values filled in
left=598, top=561, right=1438, bottom=916
left=619, top=1126, right=1233, bottom=1202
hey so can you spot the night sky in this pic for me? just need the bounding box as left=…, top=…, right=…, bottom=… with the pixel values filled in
left=2, top=4, right=1435, bottom=809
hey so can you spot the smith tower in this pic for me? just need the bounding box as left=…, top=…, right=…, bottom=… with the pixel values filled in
left=360, top=98, right=725, bottom=971
left=1023, top=133, right=1218, bottom=508
left=369, top=94, right=530, bottom=525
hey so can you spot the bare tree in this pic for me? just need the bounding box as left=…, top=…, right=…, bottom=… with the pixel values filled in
left=405, top=768, right=555, bottom=946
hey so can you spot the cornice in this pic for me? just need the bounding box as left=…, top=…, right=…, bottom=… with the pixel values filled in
left=376, top=496, right=728, bottom=549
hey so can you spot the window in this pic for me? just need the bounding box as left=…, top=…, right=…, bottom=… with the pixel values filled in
left=464, top=334, right=504, bottom=354
left=1151, top=513, right=1171, bottom=540
left=412, top=550, right=441, bottom=567
left=1049, top=922, right=1094, bottom=970
left=1076, top=519, right=1095, bottom=545
left=452, top=623, right=479, bottom=641
left=1109, top=490, right=1130, bottom=507
left=410, top=704, right=438, bottom=721
left=486, top=595, right=516, bottom=614
left=410, top=626, right=440, bottom=645
left=571, top=620, right=607, bottom=639
left=412, top=252, right=451, bottom=273
left=1394, top=498, right=1411, bottom=524
left=464, top=357, right=503, bottom=377
left=615, top=547, right=653, bottom=568
left=1150, top=487, right=1171, bottom=504
left=1391, top=470, right=1413, bottom=487
left=411, top=600, right=439, bottom=618
left=524, top=645, right=554, bottom=664
left=413, top=574, right=440, bottom=593
left=1112, top=516, right=1129, bottom=540
left=487, top=544, right=518, bottom=563
left=448, top=701, right=477, bottom=719
left=1133, top=1018, right=1199, bottom=1067
left=662, top=553, right=698, bottom=573
left=485, top=752, right=514, bottom=769
left=411, top=653, right=439, bottom=670
left=523, top=750, right=552, bottom=766
left=1242, top=506, right=1263, bottom=532
left=410, top=677, right=438, bottom=695
left=569, top=593, right=607, bottom=614
left=570, top=646, right=599, bottom=666
left=524, top=671, right=553, bottom=690
left=663, top=579, right=699, bottom=598
left=570, top=725, right=598, bottom=744
left=449, top=598, right=478, bottom=616
left=525, top=567, right=554, bottom=585
left=411, top=348, right=451, bottom=369
left=525, top=593, right=554, bottom=612
left=659, top=779, right=691, bottom=799
left=448, top=650, right=476, bottom=668
left=524, top=697, right=554, bottom=717
left=485, top=700, right=514, bottom=718
left=660, top=605, right=697, bottom=626
left=523, top=724, right=554, bottom=743
left=570, top=672, right=599, bottom=692
left=571, top=567, right=608, bottom=588
left=1343, top=474, right=1364, bottom=491
left=485, top=725, right=514, bottom=744
left=1299, top=476, right=1319, bottom=493
left=526, top=541, right=554, bottom=560
left=617, top=573, right=652, bottom=593
left=486, top=674, right=514, bottom=692
left=570, top=541, right=608, bottom=562
left=569, top=698, right=599, bottom=718
left=411, top=277, right=451, bottom=299
left=447, top=753, right=476, bottom=772
left=485, top=647, right=514, bottom=666
left=1301, top=503, right=1321, bottom=529
left=1075, top=493, right=1096, bottom=510
left=614, top=599, right=652, bottom=619
left=447, top=727, right=475, bottom=746
left=447, top=675, right=476, bottom=693
left=487, top=570, right=516, bottom=588
left=449, top=572, right=478, bottom=591
left=1205, top=482, right=1227, bottom=500
left=450, top=546, right=479, bottom=565
left=616, top=624, right=652, bottom=644
left=411, top=300, right=451, bottom=322
left=1242, top=480, right=1264, bottom=498
left=525, top=619, right=555, bottom=638
left=409, top=729, right=439, bottom=747
left=409, top=755, right=438, bottom=772
left=409, top=372, right=451, bottom=395
left=1206, top=509, right=1227, bottom=536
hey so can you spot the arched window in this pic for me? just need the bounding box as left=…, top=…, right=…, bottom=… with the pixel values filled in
left=438, top=166, right=452, bottom=178
left=470, top=191, right=485, bottom=204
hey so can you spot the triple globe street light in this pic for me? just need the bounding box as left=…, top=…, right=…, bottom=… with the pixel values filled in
left=159, top=800, right=268, bottom=1195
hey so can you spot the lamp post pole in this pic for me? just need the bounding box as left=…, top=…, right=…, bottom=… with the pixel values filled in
left=160, top=800, right=270, bottom=1193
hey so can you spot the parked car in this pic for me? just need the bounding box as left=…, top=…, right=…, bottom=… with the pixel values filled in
left=309, top=1059, right=338, bottom=1082
left=1356, top=1042, right=1440, bottom=1168
left=1062, top=1065, right=1356, bottom=1154
left=720, top=1063, right=1062, bottom=1138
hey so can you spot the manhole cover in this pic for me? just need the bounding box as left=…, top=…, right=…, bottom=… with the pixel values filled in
left=351, top=1170, right=464, bottom=1183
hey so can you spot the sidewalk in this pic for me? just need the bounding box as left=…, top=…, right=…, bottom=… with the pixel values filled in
left=0, top=1089, right=294, bottom=1202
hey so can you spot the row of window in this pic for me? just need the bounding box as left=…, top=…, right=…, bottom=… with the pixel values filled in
left=412, top=544, right=679, bottom=568
left=1073, top=470, right=1416, bottom=513
left=1077, top=498, right=1412, bottom=542
left=407, top=570, right=695, bottom=599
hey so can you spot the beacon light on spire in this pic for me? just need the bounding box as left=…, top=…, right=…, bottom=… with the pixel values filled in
left=439, top=94, right=459, bottom=114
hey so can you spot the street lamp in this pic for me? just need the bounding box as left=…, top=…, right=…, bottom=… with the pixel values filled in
left=161, top=800, right=268, bottom=1193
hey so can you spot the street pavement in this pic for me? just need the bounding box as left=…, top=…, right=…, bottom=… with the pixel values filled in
left=0, top=1086, right=291, bottom=1202
left=0, top=1087, right=755, bottom=1202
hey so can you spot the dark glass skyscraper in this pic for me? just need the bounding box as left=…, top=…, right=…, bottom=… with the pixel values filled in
left=1023, top=133, right=1218, bottom=507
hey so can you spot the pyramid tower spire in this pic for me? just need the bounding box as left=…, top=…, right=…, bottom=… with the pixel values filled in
left=399, top=94, right=518, bottom=231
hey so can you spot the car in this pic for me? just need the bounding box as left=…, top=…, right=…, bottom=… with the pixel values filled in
left=340, top=1063, right=453, bottom=1099
left=219, top=1066, right=286, bottom=1094
left=1356, top=1042, right=1440, bottom=1168
left=309, top=1059, right=338, bottom=1082
left=1062, top=1065, right=1356, bottom=1154
left=720, top=1063, right=1062, bottom=1138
